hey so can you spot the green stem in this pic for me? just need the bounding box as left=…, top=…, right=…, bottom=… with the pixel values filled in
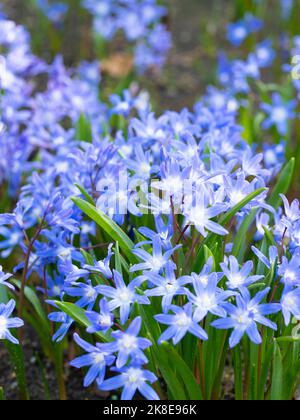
left=233, top=345, right=243, bottom=400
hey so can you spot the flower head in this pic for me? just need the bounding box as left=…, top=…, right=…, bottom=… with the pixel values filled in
left=70, top=333, right=115, bottom=387
left=220, top=256, right=264, bottom=291
left=96, top=271, right=149, bottom=324
left=155, top=303, right=208, bottom=345
left=0, top=300, right=24, bottom=344
left=100, top=316, right=152, bottom=369
left=99, top=364, right=159, bottom=401
left=212, top=288, right=280, bottom=348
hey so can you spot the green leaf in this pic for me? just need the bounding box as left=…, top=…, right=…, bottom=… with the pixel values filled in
left=151, top=344, right=187, bottom=400
left=12, top=280, right=49, bottom=330
left=114, top=242, right=123, bottom=274
left=76, top=113, right=93, bottom=143
left=0, top=285, right=29, bottom=400
left=232, top=209, right=257, bottom=259
left=54, top=301, right=112, bottom=343
left=5, top=340, right=29, bottom=400
left=75, top=184, right=94, bottom=205
left=139, top=304, right=188, bottom=400
left=268, top=158, right=295, bottom=209
left=72, top=197, right=137, bottom=264
left=233, top=345, right=243, bottom=400
left=0, top=387, right=5, bottom=400
left=195, top=189, right=267, bottom=271
left=270, top=341, right=283, bottom=400
left=162, top=343, right=202, bottom=400
left=219, top=188, right=267, bottom=226
left=276, top=336, right=300, bottom=344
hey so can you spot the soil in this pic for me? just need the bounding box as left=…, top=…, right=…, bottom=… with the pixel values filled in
left=0, top=326, right=110, bottom=400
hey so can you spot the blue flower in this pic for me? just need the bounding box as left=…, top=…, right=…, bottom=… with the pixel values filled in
left=48, top=303, right=74, bottom=342
left=37, top=273, right=65, bottom=298
left=145, top=262, right=189, bottom=313
left=36, top=0, right=69, bottom=23
left=0, top=300, right=24, bottom=344
left=155, top=303, right=208, bottom=345
left=138, top=215, right=174, bottom=251
left=110, top=90, right=136, bottom=118
left=83, top=244, right=114, bottom=279
left=99, top=364, right=159, bottom=401
left=263, top=142, right=285, bottom=173
left=261, top=93, right=296, bottom=136
left=227, top=22, right=249, bottom=47
left=211, top=288, right=280, bottom=348
left=0, top=266, right=14, bottom=290
left=220, top=256, right=264, bottom=291
left=241, top=146, right=270, bottom=179
left=0, top=226, right=23, bottom=258
left=187, top=273, right=234, bottom=322
left=85, top=298, right=114, bottom=334
left=123, top=145, right=158, bottom=181
left=281, top=287, right=300, bottom=325
left=255, top=40, right=276, bottom=68
left=96, top=270, right=150, bottom=324
left=251, top=245, right=278, bottom=270
left=255, top=212, right=271, bottom=241
left=131, top=237, right=179, bottom=274
left=227, top=14, right=262, bottom=47
left=100, top=316, right=152, bottom=368
left=70, top=333, right=115, bottom=387
left=280, top=194, right=300, bottom=224
left=278, top=254, right=300, bottom=287
left=64, top=281, right=100, bottom=310
left=58, top=259, right=90, bottom=284
left=183, top=257, right=223, bottom=288
left=184, top=187, right=229, bottom=238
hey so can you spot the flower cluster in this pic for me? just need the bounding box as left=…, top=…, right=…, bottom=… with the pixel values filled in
left=82, top=0, right=171, bottom=73
left=1, top=2, right=300, bottom=402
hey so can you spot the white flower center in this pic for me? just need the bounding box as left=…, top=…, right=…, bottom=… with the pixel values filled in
left=283, top=295, right=296, bottom=308
left=99, top=314, right=111, bottom=327
left=93, top=353, right=105, bottom=364
left=86, top=288, right=96, bottom=299
left=165, top=283, right=177, bottom=294
left=272, top=107, right=287, bottom=123
left=234, top=27, right=247, bottom=40
left=284, top=269, right=296, bottom=282
left=127, top=368, right=143, bottom=384
left=120, top=334, right=137, bottom=351
left=230, top=190, right=246, bottom=205
left=140, top=163, right=151, bottom=175
left=117, top=289, right=133, bottom=303
left=230, top=274, right=243, bottom=287
left=150, top=256, right=165, bottom=271
left=237, top=313, right=251, bottom=326
left=198, top=294, right=215, bottom=310
left=175, top=313, right=191, bottom=328
left=11, top=232, right=20, bottom=243
left=53, top=286, right=61, bottom=296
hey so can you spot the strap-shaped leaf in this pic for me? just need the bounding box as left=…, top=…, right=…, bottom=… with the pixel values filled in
left=268, top=158, right=295, bottom=209
left=0, top=285, right=29, bottom=400
left=219, top=188, right=267, bottom=226
left=270, top=341, right=283, bottom=400
left=12, top=280, right=49, bottom=331
left=72, top=197, right=137, bottom=264
left=54, top=301, right=112, bottom=343
left=75, top=183, right=94, bottom=205
left=162, top=343, right=203, bottom=400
